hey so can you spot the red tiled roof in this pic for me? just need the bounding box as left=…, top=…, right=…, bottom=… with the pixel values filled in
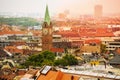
left=95, top=32, right=114, bottom=37
left=17, top=70, right=27, bottom=75
left=0, top=74, right=16, bottom=80
left=85, top=39, right=101, bottom=44
left=71, top=41, right=84, bottom=47
left=4, top=46, right=23, bottom=54
left=51, top=48, right=64, bottom=53
left=0, top=31, right=26, bottom=35
left=0, top=30, right=41, bottom=36
left=26, top=69, right=38, bottom=75
left=31, top=30, right=41, bottom=36
left=57, top=31, right=79, bottom=37
left=37, top=70, right=80, bottom=80
left=10, top=41, right=26, bottom=46
left=0, top=26, right=40, bottom=36
left=56, top=27, right=115, bottom=38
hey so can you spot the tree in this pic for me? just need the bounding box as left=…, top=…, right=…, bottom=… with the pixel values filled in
left=63, top=54, right=78, bottom=65
left=42, top=59, right=53, bottom=66
left=54, top=54, right=78, bottom=66
left=41, top=51, right=55, bottom=61
left=24, top=54, right=43, bottom=67
left=0, top=17, right=40, bottom=27
left=23, top=51, right=55, bottom=67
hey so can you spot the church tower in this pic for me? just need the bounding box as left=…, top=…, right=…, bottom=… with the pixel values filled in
left=42, top=5, right=53, bottom=51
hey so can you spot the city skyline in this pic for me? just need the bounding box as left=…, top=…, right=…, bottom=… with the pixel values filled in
left=0, top=0, right=120, bottom=17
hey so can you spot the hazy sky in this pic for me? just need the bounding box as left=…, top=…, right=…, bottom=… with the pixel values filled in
left=0, top=0, right=120, bottom=17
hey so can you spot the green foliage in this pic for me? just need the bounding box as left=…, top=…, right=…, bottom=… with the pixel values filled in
left=0, top=17, right=40, bottom=27
left=54, top=59, right=67, bottom=66
left=23, top=51, right=78, bottom=68
left=23, top=51, right=55, bottom=67
left=42, top=59, right=53, bottom=66
left=54, top=54, right=78, bottom=66
left=41, top=51, right=55, bottom=61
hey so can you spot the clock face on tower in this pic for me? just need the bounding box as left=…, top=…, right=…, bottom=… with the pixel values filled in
left=43, top=28, right=48, bottom=35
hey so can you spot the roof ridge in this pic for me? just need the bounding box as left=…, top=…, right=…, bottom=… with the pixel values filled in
left=55, top=70, right=64, bottom=80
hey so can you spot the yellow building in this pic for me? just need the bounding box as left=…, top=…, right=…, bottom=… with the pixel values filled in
left=90, top=61, right=99, bottom=66
left=81, top=45, right=101, bottom=54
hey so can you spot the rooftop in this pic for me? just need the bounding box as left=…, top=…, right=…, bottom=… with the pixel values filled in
left=37, top=70, right=80, bottom=80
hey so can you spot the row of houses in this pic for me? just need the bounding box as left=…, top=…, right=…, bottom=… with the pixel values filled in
left=0, top=25, right=120, bottom=55
left=1, top=65, right=119, bottom=80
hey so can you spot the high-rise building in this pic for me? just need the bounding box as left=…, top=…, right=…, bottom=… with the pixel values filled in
left=94, top=5, right=103, bottom=17
left=42, top=5, right=53, bottom=51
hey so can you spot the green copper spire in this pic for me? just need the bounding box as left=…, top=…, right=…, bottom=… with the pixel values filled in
left=44, top=5, right=51, bottom=25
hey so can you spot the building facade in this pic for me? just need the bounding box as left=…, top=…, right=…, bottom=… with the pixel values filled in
left=94, top=5, right=103, bottom=18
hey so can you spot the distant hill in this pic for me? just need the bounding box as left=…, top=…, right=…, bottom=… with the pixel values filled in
left=0, top=17, right=40, bottom=27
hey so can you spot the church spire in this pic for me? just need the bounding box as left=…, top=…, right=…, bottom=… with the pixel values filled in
left=44, top=5, right=51, bottom=25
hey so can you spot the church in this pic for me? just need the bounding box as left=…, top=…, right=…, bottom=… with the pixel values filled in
left=42, top=5, right=53, bottom=51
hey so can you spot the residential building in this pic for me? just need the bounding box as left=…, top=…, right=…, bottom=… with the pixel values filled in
left=37, top=66, right=80, bottom=80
